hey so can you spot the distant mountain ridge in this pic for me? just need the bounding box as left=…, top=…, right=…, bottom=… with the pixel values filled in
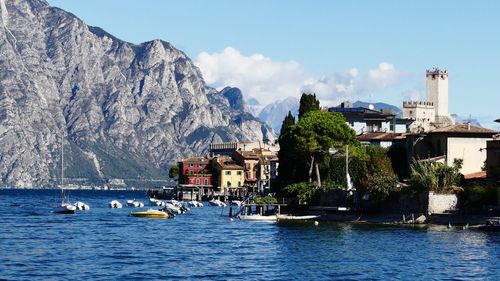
left=0, top=0, right=274, bottom=187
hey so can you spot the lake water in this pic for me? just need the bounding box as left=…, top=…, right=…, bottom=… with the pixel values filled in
left=1, top=189, right=499, bottom=280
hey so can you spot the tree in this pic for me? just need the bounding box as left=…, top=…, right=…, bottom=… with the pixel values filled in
left=298, top=93, right=320, bottom=119
left=168, top=165, right=179, bottom=179
left=279, top=111, right=295, bottom=137
left=408, top=159, right=462, bottom=193
left=278, top=111, right=357, bottom=186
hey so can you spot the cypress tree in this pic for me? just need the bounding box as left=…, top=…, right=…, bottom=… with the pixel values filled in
left=298, top=93, right=320, bottom=119
left=279, top=110, right=295, bottom=137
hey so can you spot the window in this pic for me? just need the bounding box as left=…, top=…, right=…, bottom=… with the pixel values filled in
left=204, top=179, right=208, bottom=185
left=237, top=171, right=242, bottom=176
left=238, top=181, right=241, bottom=187
left=225, top=171, right=231, bottom=176
left=227, top=181, right=231, bottom=187
left=189, top=163, right=194, bottom=167
left=196, top=178, right=200, bottom=185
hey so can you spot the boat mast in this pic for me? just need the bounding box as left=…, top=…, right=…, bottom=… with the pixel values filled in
left=61, top=133, right=64, bottom=200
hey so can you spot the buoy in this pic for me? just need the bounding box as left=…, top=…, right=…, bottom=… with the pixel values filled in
left=448, top=223, right=452, bottom=229
left=230, top=218, right=234, bottom=222
left=314, top=221, right=319, bottom=226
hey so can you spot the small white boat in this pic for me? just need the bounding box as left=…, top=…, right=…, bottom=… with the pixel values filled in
left=238, top=214, right=277, bottom=222
left=126, top=199, right=144, bottom=208
left=187, top=200, right=204, bottom=208
left=109, top=200, right=123, bottom=208
left=230, top=200, right=242, bottom=207
left=53, top=203, right=77, bottom=214
left=276, top=214, right=319, bottom=221
left=208, top=199, right=226, bottom=207
left=74, top=201, right=90, bottom=211
left=149, top=198, right=163, bottom=206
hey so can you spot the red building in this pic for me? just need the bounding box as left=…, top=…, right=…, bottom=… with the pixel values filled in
left=178, top=157, right=213, bottom=187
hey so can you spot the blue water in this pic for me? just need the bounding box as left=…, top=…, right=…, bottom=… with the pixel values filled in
left=0, top=189, right=499, bottom=280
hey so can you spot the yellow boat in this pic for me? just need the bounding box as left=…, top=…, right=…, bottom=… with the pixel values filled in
left=130, top=209, right=172, bottom=218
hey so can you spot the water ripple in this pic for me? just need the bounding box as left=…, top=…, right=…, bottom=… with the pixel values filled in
left=0, top=189, right=499, bottom=280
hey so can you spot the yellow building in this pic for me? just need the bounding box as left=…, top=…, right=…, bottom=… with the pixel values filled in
left=213, top=157, right=245, bottom=191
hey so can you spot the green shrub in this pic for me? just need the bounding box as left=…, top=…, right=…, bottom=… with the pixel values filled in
left=464, top=185, right=498, bottom=207
left=283, top=182, right=316, bottom=205
left=255, top=195, right=278, bottom=205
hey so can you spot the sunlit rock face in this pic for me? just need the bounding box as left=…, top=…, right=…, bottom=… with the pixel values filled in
left=0, top=0, right=274, bottom=187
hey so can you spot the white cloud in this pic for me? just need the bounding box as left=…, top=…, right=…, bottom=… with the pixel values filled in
left=196, top=47, right=305, bottom=106
left=195, top=47, right=407, bottom=109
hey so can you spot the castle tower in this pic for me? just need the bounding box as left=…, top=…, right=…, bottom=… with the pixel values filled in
left=426, top=68, right=449, bottom=119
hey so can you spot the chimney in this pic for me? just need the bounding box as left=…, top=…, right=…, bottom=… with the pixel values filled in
left=467, top=122, right=471, bottom=131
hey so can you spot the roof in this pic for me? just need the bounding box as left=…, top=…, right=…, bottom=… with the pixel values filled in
left=464, top=171, right=487, bottom=179
left=429, top=124, right=497, bottom=134
left=180, top=157, right=210, bottom=163
left=357, top=132, right=406, bottom=142
left=328, top=106, right=395, bottom=122
left=218, top=162, right=244, bottom=170
left=214, top=157, right=244, bottom=170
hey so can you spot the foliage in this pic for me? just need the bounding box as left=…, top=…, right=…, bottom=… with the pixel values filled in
left=463, top=185, right=499, bottom=208
left=283, top=182, right=316, bottom=205
left=279, top=111, right=295, bottom=137
left=255, top=195, right=278, bottom=205
left=408, top=159, right=462, bottom=193
left=298, top=93, right=320, bottom=119
left=169, top=165, right=179, bottom=178
left=278, top=110, right=357, bottom=185
left=387, top=143, right=409, bottom=180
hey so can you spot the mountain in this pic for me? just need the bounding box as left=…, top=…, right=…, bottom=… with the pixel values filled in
left=258, top=97, right=299, bottom=133
left=352, top=101, right=403, bottom=116
left=0, top=0, right=274, bottom=187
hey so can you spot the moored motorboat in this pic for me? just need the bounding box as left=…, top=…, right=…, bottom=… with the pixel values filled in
left=208, top=199, right=226, bottom=207
left=126, top=199, right=144, bottom=208
left=276, top=214, right=319, bottom=221
left=130, top=209, right=172, bottom=218
left=53, top=203, right=77, bottom=214
left=238, top=214, right=277, bottom=222
left=109, top=200, right=123, bottom=208
left=478, top=219, right=500, bottom=231
left=74, top=201, right=90, bottom=210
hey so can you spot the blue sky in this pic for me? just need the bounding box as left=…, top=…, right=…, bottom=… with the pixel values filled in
left=48, top=0, right=500, bottom=129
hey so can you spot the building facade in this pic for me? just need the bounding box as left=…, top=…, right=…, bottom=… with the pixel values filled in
left=407, top=124, right=496, bottom=175
left=403, top=68, right=454, bottom=133
left=178, top=157, right=213, bottom=187
left=212, top=157, right=245, bottom=190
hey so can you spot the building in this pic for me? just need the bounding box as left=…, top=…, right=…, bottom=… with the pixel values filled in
left=233, top=150, right=260, bottom=188
left=485, top=119, right=500, bottom=179
left=210, top=141, right=278, bottom=157
left=178, top=157, right=213, bottom=187
left=403, top=68, right=454, bottom=133
left=407, top=123, right=497, bottom=175
left=212, top=157, right=245, bottom=191
left=357, top=132, right=407, bottom=148
left=402, top=101, right=435, bottom=133
left=329, top=102, right=401, bottom=134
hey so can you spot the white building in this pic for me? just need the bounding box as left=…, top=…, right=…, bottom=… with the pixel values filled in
left=402, top=101, right=435, bottom=133
left=403, top=68, right=454, bottom=133
left=407, top=124, right=497, bottom=175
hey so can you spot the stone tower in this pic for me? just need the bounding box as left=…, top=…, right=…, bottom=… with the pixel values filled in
left=426, top=68, right=452, bottom=124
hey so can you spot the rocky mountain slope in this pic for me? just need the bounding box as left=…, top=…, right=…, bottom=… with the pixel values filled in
left=258, top=97, right=299, bottom=133
left=0, top=0, right=273, bottom=187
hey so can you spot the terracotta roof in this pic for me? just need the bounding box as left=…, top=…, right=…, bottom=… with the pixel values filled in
left=464, top=171, right=487, bottom=179
left=181, top=157, right=210, bottom=163
left=218, top=162, right=244, bottom=170
left=430, top=124, right=497, bottom=134
left=357, top=132, right=406, bottom=142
